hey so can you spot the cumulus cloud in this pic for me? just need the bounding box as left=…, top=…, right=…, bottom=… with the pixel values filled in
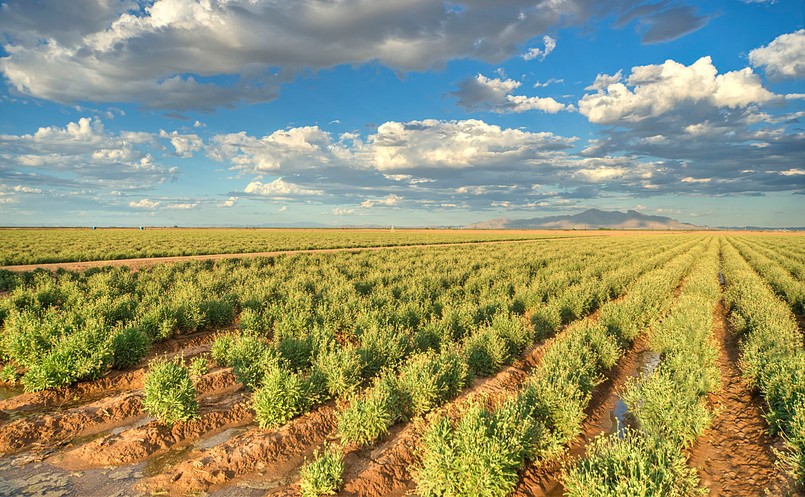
left=522, top=35, right=556, bottom=61
left=244, top=178, right=324, bottom=197
left=360, top=194, right=402, bottom=208
left=160, top=130, right=203, bottom=158
left=0, top=1, right=711, bottom=110
left=749, top=29, right=805, bottom=80
left=129, top=198, right=161, bottom=209
left=0, top=117, right=178, bottom=193
left=451, top=74, right=573, bottom=114
left=579, top=57, right=776, bottom=124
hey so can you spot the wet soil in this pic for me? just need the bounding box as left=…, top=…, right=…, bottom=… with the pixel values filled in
left=688, top=302, right=792, bottom=497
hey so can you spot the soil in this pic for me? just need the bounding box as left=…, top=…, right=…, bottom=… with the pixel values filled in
left=688, top=301, right=795, bottom=497
left=144, top=403, right=338, bottom=494
left=0, top=368, right=237, bottom=457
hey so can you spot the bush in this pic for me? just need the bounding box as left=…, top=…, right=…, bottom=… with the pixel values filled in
left=299, top=444, right=345, bottom=497
left=143, top=358, right=198, bottom=426
left=397, top=350, right=468, bottom=417
left=253, top=366, right=323, bottom=429
left=188, top=356, right=209, bottom=378
left=313, top=345, right=363, bottom=398
left=111, top=326, right=150, bottom=369
left=463, top=328, right=509, bottom=377
left=337, top=372, right=402, bottom=445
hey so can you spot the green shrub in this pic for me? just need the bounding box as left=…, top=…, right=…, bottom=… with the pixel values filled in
left=337, top=372, right=402, bottom=445
left=563, top=431, right=701, bottom=497
left=143, top=358, right=198, bottom=426
left=530, top=305, right=561, bottom=338
left=313, top=345, right=363, bottom=398
left=253, top=366, right=322, bottom=429
left=397, top=349, right=468, bottom=417
left=111, top=326, right=150, bottom=369
left=188, top=356, right=209, bottom=378
left=210, top=333, right=235, bottom=366
left=463, top=328, right=509, bottom=377
left=278, top=336, right=313, bottom=371
left=299, top=444, right=345, bottom=497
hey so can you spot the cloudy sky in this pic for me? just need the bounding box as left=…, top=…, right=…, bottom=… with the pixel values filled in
left=0, top=0, right=803, bottom=227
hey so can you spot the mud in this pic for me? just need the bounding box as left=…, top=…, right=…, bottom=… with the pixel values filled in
left=59, top=391, right=252, bottom=468
left=688, top=302, right=792, bottom=497
left=0, top=368, right=237, bottom=457
left=145, top=404, right=337, bottom=494
left=0, top=335, right=217, bottom=417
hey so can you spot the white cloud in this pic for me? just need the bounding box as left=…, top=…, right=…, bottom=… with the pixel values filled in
left=451, top=74, right=572, bottom=114
left=244, top=178, right=323, bottom=197
left=166, top=202, right=198, bottom=210
left=332, top=207, right=354, bottom=215
left=360, top=194, right=402, bottom=208
left=585, top=70, right=623, bottom=91
left=160, top=130, right=203, bottom=158
left=221, top=196, right=238, bottom=207
left=193, top=120, right=206, bottom=128
left=579, top=57, right=777, bottom=124
left=522, top=35, right=556, bottom=61
left=367, top=119, right=575, bottom=171
left=780, top=169, right=805, bottom=176
left=0, top=0, right=612, bottom=110
left=749, top=29, right=805, bottom=80
left=534, top=78, right=564, bottom=88
left=129, top=198, right=161, bottom=209
left=209, top=126, right=343, bottom=173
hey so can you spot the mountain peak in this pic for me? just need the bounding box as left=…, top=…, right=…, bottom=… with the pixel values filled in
left=467, top=209, right=703, bottom=230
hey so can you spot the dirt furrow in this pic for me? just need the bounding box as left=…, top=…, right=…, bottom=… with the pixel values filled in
left=688, top=302, right=785, bottom=497
left=58, top=392, right=253, bottom=468
left=511, top=335, right=650, bottom=497
left=0, top=337, right=217, bottom=418
left=0, top=368, right=238, bottom=456
left=144, top=402, right=337, bottom=494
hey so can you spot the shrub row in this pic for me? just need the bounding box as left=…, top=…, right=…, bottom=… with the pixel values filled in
left=563, top=237, right=721, bottom=496
left=722, top=238, right=805, bottom=484
left=730, top=237, right=805, bottom=314
left=413, top=239, right=705, bottom=496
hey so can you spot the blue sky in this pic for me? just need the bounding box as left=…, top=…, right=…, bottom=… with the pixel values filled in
left=0, top=0, right=803, bottom=227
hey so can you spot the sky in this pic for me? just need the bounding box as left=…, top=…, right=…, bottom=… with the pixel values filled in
left=0, top=0, right=803, bottom=228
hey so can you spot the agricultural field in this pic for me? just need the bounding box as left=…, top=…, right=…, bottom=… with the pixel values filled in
left=0, top=232, right=803, bottom=497
left=0, top=228, right=595, bottom=267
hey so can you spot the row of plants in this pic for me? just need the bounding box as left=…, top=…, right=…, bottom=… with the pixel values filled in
left=721, top=239, right=805, bottom=484
left=737, top=237, right=805, bottom=282
left=728, top=237, right=805, bottom=315
left=0, top=236, right=693, bottom=393
left=562, top=237, right=721, bottom=496
left=0, top=228, right=571, bottom=266
left=333, top=237, right=707, bottom=448
left=750, top=236, right=805, bottom=269
left=212, top=236, right=697, bottom=434
left=411, top=239, right=706, bottom=496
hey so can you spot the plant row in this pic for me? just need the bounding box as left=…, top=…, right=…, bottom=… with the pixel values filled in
left=211, top=237, right=699, bottom=436
left=721, top=239, right=805, bottom=485
left=728, top=237, right=805, bottom=315
left=737, top=236, right=805, bottom=282
left=412, top=239, right=706, bottom=496
left=563, top=237, right=721, bottom=496
left=0, top=228, right=569, bottom=266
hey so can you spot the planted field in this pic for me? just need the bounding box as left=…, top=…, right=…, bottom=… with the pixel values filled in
left=0, top=232, right=804, bottom=496
left=0, top=228, right=592, bottom=266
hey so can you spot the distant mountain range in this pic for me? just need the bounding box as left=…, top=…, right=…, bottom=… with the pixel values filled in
left=467, top=209, right=705, bottom=230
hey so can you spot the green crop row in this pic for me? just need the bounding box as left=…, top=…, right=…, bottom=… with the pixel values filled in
left=563, top=237, right=721, bottom=496
left=729, top=237, right=805, bottom=314
left=737, top=237, right=805, bottom=282
left=722, top=239, right=805, bottom=484
left=0, top=228, right=575, bottom=266
left=211, top=236, right=692, bottom=434
left=412, top=239, right=705, bottom=496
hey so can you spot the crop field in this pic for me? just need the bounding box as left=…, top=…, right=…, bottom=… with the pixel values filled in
left=0, top=231, right=804, bottom=497
left=0, top=228, right=596, bottom=266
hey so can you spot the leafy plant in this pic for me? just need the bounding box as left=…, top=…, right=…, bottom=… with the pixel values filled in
left=299, top=444, right=345, bottom=497
left=143, top=357, right=198, bottom=426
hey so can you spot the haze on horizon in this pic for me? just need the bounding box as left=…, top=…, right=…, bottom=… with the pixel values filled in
left=0, top=0, right=803, bottom=228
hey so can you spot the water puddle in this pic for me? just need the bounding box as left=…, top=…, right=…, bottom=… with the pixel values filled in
left=607, top=350, right=661, bottom=438
left=143, top=445, right=195, bottom=477
left=197, top=426, right=248, bottom=450
left=0, top=384, right=24, bottom=401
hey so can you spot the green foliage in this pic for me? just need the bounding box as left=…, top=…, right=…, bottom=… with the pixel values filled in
left=337, top=372, right=402, bottom=445
left=563, top=431, right=703, bottom=497
left=188, top=356, right=209, bottom=378
left=252, top=365, right=323, bottom=429
left=299, top=444, right=345, bottom=497
left=313, top=344, right=363, bottom=398
left=143, top=358, right=198, bottom=426
left=111, top=326, right=150, bottom=369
